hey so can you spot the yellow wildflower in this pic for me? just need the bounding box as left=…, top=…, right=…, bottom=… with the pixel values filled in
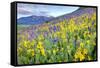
left=54, top=33, right=57, bottom=37
left=61, top=33, right=66, bottom=39
left=38, top=35, right=44, bottom=41
left=74, top=53, right=78, bottom=59
left=31, top=49, right=35, bottom=56
left=83, top=48, right=88, bottom=55
left=60, top=24, right=64, bottom=30
left=40, top=48, right=46, bottom=56
left=37, top=41, right=46, bottom=56
left=37, top=41, right=43, bottom=49
left=56, top=31, right=60, bottom=36
left=86, top=40, right=90, bottom=45
left=80, top=42, right=84, bottom=48
left=53, top=49, right=56, bottom=54
left=23, top=40, right=28, bottom=48
left=79, top=53, right=85, bottom=61
left=27, top=49, right=35, bottom=56
left=23, top=40, right=33, bottom=48
left=74, top=48, right=85, bottom=61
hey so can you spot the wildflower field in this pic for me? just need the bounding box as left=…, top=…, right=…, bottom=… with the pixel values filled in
left=17, top=8, right=97, bottom=65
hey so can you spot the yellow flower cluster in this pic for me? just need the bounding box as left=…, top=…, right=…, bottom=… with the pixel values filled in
left=23, top=39, right=35, bottom=48
left=37, top=41, right=46, bottom=56
left=17, top=10, right=96, bottom=64
left=74, top=44, right=88, bottom=61
left=27, top=49, right=35, bottom=56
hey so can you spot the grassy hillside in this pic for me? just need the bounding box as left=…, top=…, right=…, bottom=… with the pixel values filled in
left=17, top=8, right=97, bottom=65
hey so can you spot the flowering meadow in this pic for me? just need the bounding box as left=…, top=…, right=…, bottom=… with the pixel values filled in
left=17, top=8, right=97, bottom=65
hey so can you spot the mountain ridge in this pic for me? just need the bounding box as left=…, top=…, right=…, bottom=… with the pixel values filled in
left=17, top=15, right=54, bottom=25
left=17, top=7, right=96, bottom=25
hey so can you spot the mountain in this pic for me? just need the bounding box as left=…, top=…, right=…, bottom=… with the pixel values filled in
left=17, top=15, right=54, bottom=25
left=17, top=7, right=96, bottom=25
left=49, top=7, right=96, bottom=24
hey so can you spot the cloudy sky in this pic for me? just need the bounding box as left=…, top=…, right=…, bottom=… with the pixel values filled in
left=17, top=3, right=79, bottom=19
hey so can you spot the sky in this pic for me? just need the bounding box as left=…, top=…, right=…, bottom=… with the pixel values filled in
left=17, top=3, right=79, bottom=19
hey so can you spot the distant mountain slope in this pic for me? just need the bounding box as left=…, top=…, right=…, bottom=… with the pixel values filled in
left=17, top=7, right=96, bottom=37
left=49, top=7, right=96, bottom=24
left=17, top=16, right=54, bottom=25
left=17, top=7, right=96, bottom=25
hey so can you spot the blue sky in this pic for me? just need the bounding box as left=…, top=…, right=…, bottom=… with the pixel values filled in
left=17, top=3, right=79, bottom=19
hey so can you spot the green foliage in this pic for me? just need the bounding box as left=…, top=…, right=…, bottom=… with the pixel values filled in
left=17, top=13, right=97, bottom=64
